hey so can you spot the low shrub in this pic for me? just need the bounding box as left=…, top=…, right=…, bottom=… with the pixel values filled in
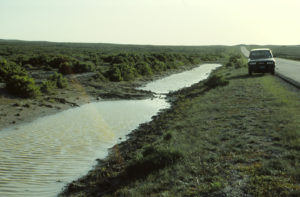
left=24, top=64, right=33, bottom=69
left=6, top=75, right=40, bottom=98
left=226, top=62, right=234, bottom=68
left=58, top=62, right=73, bottom=75
left=106, top=63, right=138, bottom=81
left=135, top=62, right=152, bottom=76
left=106, top=65, right=123, bottom=81
left=73, top=61, right=95, bottom=73
left=227, top=54, right=247, bottom=69
left=40, top=80, right=56, bottom=93
left=164, top=132, right=173, bottom=141
left=111, top=55, right=128, bottom=64
left=153, top=53, right=167, bottom=62
left=1, top=59, right=40, bottom=98
left=26, top=55, right=50, bottom=68
left=124, top=147, right=183, bottom=179
left=173, top=60, right=185, bottom=68
left=100, top=54, right=114, bottom=63
left=93, top=71, right=107, bottom=81
left=122, top=64, right=138, bottom=81
left=201, top=54, right=220, bottom=62
left=205, top=74, right=229, bottom=89
left=50, top=72, right=68, bottom=88
left=0, top=59, right=27, bottom=81
left=235, top=59, right=247, bottom=69
left=229, top=54, right=242, bottom=63
left=58, top=60, right=95, bottom=75
left=49, top=55, right=73, bottom=69
left=151, top=61, right=167, bottom=72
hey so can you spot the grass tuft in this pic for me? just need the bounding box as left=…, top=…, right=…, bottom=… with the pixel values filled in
left=124, top=147, right=183, bottom=179
left=204, top=74, right=229, bottom=89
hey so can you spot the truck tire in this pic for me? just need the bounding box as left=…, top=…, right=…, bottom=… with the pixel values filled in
left=271, top=68, right=275, bottom=75
left=248, top=69, right=252, bottom=76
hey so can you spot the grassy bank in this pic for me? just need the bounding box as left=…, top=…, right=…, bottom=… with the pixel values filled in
left=61, top=63, right=300, bottom=196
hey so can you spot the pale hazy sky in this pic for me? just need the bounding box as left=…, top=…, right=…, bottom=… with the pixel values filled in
left=0, top=0, right=300, bottom=45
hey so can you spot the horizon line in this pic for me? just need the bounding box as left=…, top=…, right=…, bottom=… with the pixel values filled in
left=0, top=38, right=299, bottom=47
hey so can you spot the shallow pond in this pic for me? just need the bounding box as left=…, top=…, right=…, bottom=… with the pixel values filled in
left=0, top=64, right=221, bottom=197
left=139, top=64, right=221, bottom=94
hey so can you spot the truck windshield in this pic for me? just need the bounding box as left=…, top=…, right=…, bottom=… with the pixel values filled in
left=250, top=50, right=272, bottom=59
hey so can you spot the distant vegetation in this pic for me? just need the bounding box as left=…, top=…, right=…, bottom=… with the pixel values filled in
left=246, top=45, right=300, bottom=61
left=0, top=40, right=237, bottom=98
left=5, top=40, right=297, bottom=99
left=226, top=53, right=247, bottom=69
left=40, top=72, right=68, bottom=94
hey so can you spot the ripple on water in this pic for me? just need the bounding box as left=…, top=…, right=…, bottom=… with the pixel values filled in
left=0, top=98, right=169, bottom=197
left=0, top=64, right=221, bottom=197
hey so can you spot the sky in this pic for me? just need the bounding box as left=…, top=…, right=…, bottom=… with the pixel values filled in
left=0, top=0, right=300, bottom=45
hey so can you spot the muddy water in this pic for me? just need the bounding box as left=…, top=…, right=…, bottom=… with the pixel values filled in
left=0, top=64, right=221, bottom=197
left=139, top=64, right=221, bottom=94
left=0, top=99, right=169, bottom=197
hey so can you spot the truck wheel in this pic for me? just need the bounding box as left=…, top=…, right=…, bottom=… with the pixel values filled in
left=271, top=68, right=275, bottom=75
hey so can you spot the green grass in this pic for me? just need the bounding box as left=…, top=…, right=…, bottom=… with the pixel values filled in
left=61, top=55, right=300, bottom=197
left=260, top=76, right=300, bottom=150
